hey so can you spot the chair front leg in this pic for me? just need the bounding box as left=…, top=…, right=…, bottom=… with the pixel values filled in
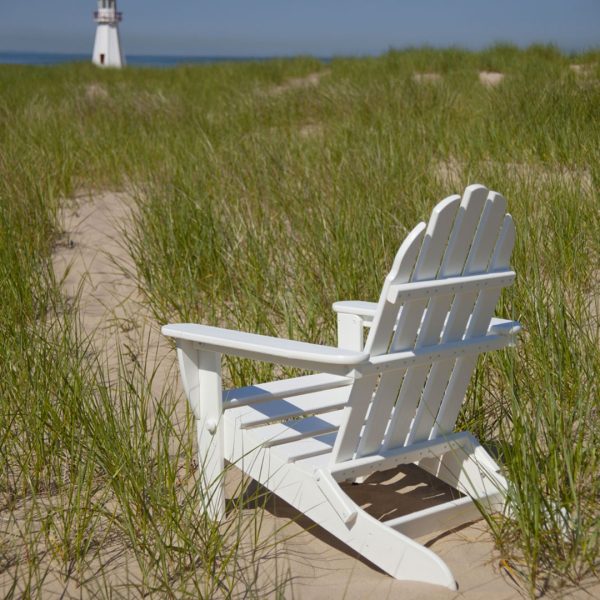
left=176, top=341, right=225, bottom=520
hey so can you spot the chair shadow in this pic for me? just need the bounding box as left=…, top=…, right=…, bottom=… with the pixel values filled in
left=232, top=464, right=476, bottom=573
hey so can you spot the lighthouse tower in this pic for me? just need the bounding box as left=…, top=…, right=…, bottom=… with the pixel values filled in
left=92, top=0, right=125, bottom=68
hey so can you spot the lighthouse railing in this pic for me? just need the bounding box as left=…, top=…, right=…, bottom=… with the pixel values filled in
left=94, top=9, right=123, bottom=23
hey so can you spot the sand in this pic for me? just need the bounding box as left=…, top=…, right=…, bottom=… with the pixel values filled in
left=479, top=71, right=505, bottom=87
left=48, top=189, right=595, bottom=598
left=269, top=70, right=331, bottom=96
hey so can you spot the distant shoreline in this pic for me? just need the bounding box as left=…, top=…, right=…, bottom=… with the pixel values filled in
left=0, top=51, right=330, bottom=67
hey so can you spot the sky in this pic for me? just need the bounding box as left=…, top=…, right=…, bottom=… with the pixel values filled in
left=1, top=1, right=599, bottom=57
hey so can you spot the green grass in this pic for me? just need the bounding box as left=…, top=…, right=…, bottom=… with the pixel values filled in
left=0, top=45, right=599, bottom=596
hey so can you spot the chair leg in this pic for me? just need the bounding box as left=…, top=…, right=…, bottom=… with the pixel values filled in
left=196, top=349, right=226, bottom=520
left=417, top=434, right=507, bottom=512
left=196, top=417, right=225, bottom=520
left=176, top=341, right=225, bottom=520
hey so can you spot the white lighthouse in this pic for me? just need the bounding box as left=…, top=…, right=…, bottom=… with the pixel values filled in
left=92, top=0, right=125, bottom=68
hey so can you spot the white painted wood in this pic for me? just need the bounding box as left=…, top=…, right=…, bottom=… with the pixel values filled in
left=364, top=223, right=427, bottom=355
left=223, top=373, right=350, bottom=409
left=329, top=374, right=380, bottom=462
left=162, top=323, right=367, bottom=374
left=385, top=495, right=487, bottom=539
left=364, top=331, right=514, bottom=373
left=332, top=300, right=379, bottom=320
left=379, top=195, right=462, bottom=453
left=405, top=189, right=509, bottom=446
left=277, top=432, right=338, bottom=462
left=223, top=412, right=457, bottom=589
left=176, top=340, right=201, bottom=419
left=337, top=312, right=365, bottom=350
left=315, top=469, right=358, bottom=524
left=163, top=185, right=520, bottom=590
left=330, top=221, right=429, bottom=463
left=344, top=196, right=461, bottom=461
left=383, top=187, right=486, bottom=450
left=488, top=317, right=521, bottom=337
left=417, top=434, right=507, bottom=507
left=252, top=410, right=345, bottom=448
left=196, top=350, right=225, bottom=520
left=326, top=432, right=471, bottom=481
left=431, top=210, right=516, bottom=439
left=227, top=386, right=350, bottom=428
left=387, top=270, right=515, bottom=303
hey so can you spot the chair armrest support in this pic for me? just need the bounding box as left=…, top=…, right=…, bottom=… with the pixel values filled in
left=332, top=301, right=379, bottom=351
left=162, top=323, right=368, bottom=374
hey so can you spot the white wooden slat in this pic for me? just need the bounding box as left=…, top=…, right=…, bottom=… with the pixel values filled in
left=463, top=191, right=507, bottom=275
left=405, top=191, right=510, bottom=445
left=431, top=214, right=516, bottom=438
left=356, top=195, right=461, bottom=458
left=387, top=271, right=515, bottom=303
left=240, top=410, right=345, bottom=448
left=381, top=366, right=430, bottom=449
left=222, top=373, right=351, bottom=409
left=354, top=372, right=404, bottom=456
left=384, top=495, right=479, bottom=539
left=329, top=374, right=380, bottom=462
left=490, top=213, right=516, bottom=272
left=438, top=184, right=488, bottom=276
left=412, top=194, right=463, bottom=282
left=365, top=223, right=427, bottom=356
left=429, top=354, right=477, bottom=438
left=365, top=331, right=512, bottom=373
left=418, top=184, right=490, bottom=346
left=275, top=432, right=338, bottom=463
left=404, top=358, right=455, bottom=444
left=325, top=432, right=471, bottom=481
left=466, top=215, right=516, bottom=337
left=382, top=188, right=487, bottom=450
left=227, top=386, right=350, bottom=428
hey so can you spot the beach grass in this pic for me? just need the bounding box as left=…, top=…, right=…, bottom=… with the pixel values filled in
left=0, top=45, right=599, bottom=596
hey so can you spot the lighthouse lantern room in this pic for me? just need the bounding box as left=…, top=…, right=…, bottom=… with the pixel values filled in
left=92, top=0, right=125, bottom=68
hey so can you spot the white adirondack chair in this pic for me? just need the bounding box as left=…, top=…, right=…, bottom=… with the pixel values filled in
left=162, top=184, right=520, bottom=590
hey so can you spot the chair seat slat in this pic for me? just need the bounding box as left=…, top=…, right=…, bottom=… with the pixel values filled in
left=227, top=386, right=351, bottom=428
left=222, top=373, right=351, bottom=409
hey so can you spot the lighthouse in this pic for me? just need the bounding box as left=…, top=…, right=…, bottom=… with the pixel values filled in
left=92, top=0, right=125, bottom=68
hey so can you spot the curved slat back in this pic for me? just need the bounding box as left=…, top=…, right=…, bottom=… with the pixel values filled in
left=330, top=185, right=516, bottom=465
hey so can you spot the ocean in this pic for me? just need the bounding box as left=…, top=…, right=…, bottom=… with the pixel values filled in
left=0, top=51, right=321, bottom=67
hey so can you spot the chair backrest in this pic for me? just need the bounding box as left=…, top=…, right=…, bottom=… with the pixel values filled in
left=331, top=185, right=516, bottom=463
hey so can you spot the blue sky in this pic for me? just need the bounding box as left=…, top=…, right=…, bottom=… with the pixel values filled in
left=2, top=1, right=599, bottom=57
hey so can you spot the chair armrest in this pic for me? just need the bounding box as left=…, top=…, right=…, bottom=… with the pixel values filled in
left=488, top=318, right=521, bottom=337
left=162, top=323, right=368, bottom=373
left=332, top=301, right=378, bottom=320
